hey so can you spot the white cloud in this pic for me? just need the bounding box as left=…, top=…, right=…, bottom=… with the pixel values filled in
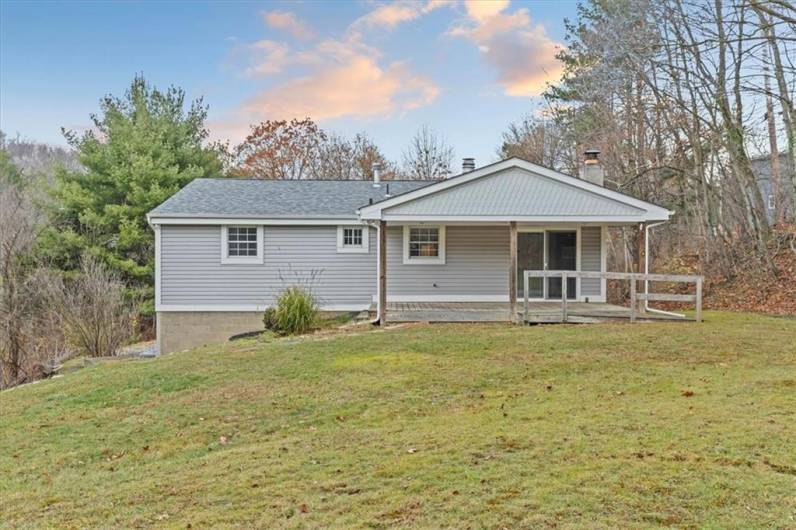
left=242, top=40, right=290, bottom=77
left=449, top=1, right=563, bottom=97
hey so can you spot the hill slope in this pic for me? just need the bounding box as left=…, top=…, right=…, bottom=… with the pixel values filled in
left=2, top=313, right=795, bottom=528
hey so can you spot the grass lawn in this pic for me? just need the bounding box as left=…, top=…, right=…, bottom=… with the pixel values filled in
left=1, top=312, right=795, bottom=529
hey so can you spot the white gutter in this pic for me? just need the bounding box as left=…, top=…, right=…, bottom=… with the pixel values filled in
left=644, top=221, right=684, bottom=318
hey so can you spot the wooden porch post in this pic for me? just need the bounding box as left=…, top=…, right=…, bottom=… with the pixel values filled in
left=509, top=221, right=518, bottom=323
left=635, top=222, right=646, bottom=314
left=378, top=220, right=387, bottom=325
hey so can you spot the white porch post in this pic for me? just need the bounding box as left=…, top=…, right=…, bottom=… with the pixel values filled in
left=509, top=221, right=518, bottom=323
left=378, top=220, right=387, bottom=325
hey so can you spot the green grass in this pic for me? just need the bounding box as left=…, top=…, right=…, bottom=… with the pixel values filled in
left=1, top=312, right=795, bottom=529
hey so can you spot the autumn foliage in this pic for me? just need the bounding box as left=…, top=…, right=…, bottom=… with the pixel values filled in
left=234, top=118, right=399, bottom=180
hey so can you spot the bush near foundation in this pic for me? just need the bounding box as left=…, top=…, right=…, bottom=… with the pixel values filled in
left=264, top=286, right=318, bottom=335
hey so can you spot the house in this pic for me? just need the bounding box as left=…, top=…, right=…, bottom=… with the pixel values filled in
left=147, top=154, right=672, bottom=353
left=751, top=153, right=794, bottom=221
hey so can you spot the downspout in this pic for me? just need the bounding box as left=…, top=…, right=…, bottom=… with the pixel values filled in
left=369, top=219, right=382, bottom=325
left=644, top=220, right=684, bottom=318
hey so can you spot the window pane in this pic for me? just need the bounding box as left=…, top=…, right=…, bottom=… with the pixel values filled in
left=342, top=228, right=363, bottom=248
left=409, top=228, right=439, bottom=258
left=228, top=227, right=259, bottom=258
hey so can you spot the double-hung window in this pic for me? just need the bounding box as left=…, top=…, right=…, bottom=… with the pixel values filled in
left=337, top=226, right=368, bottom=253
left=403, top=225, right=445, bottom=264
left=221, top=226, right=263, bottom=264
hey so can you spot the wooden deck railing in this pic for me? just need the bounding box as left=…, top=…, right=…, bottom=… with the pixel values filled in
left=522, top=270, right=703, bottom=323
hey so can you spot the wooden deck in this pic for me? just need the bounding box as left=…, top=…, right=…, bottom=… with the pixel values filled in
left=374, top=302, right=691, bottom=323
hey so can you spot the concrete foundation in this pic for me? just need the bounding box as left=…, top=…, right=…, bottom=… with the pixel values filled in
left=157, top=311, right=264, bottom=353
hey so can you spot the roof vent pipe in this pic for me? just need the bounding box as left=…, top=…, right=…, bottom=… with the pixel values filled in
left=372, top=162, right=381, bottom=187
left=385, top=183, right=390, bottom=198
left=462, top=158, right=475, bottom=173
left=580, top=148, right=604, bottom=186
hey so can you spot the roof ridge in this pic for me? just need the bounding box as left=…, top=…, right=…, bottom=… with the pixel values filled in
left=193, top=177, right=438, bottom=183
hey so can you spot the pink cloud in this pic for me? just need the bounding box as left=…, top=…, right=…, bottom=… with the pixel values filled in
left=449, top=1, right=563, bottom=96
left=262, top=10, right=315, bottom=40
left=349, top=0, right=449, bottom=32
left=242, top=54, right=438, bottom=122
left=212, top=2, right=446, bottom=143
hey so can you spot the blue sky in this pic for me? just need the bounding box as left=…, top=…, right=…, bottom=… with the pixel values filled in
left=1, top=0, right=580, bottom=166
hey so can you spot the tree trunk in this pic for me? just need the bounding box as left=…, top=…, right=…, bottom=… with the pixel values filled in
left=754, top=6, right=796, bottom=221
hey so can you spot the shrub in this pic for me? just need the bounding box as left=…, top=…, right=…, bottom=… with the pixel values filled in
left=270, top=286, right=318, bottom=335
left=262, top=307, right=278, bottom=330
left=47, top=256, right=138, bottom=357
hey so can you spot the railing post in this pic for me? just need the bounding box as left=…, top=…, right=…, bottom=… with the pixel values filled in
left=695, top=277, right=703, bottom=323
left=561, top=271, right=568, bottom=323
left=523, top=271, right=529, bottom=323
left=629, top=275, right=637, bottom=323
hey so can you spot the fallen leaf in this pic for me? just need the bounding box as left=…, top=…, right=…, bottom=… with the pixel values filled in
left=682, top=390, right=695, bottom=397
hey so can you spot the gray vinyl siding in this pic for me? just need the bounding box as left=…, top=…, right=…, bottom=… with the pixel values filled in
left=386, top=225, right=509, bottom=298
left=160, top=225, right=376, bottom=307
left=160, top=224, right=600, bottom=307
left=580, top=226, right=602, bottom=297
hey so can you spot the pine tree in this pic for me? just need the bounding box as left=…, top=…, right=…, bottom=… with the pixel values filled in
left=39, top=75, right=224, bottom=314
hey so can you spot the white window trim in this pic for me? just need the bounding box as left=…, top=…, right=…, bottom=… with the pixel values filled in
left=336, top=225, right=369, bottom=253
left=220, top=225, right=264, bottom=264
left=403, top=225, right=446, bottom=265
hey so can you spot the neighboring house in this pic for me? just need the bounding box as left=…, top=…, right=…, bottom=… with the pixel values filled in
left=751, top=153, right=794, bottom=221
left=148, top=155, right=672, bottom=353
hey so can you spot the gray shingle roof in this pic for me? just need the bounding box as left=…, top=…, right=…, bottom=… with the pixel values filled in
left=148, top=178, right=434, bottom=219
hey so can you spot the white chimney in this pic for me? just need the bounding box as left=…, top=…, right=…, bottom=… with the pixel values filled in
left=580, top=148, right=604, bottom=186
left=372, top=162, right=381, bottom=187
left=462, top=158, right=475, bottom=173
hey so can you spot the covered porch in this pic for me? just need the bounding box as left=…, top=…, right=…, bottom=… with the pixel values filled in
left=357, top=157, right=694, bottom=325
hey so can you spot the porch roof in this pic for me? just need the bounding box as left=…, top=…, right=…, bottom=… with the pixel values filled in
left=359, top=158, right=672, bottom=224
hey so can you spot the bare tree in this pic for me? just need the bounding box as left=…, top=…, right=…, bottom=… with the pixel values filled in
left=0, top=131, right=81, bottom=179
left=0, top=189, right=38, bottom=385
left=498, top=114, right=576, bottom=173
left=314, top=133, right=398, bottom=180
left=751, top=3, right=796, bottom=216
left=47, top=256, right=138, bottom=358
left=401, top=125, right=454, bottom=180
left=546, top=0, right=796, bottom=275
